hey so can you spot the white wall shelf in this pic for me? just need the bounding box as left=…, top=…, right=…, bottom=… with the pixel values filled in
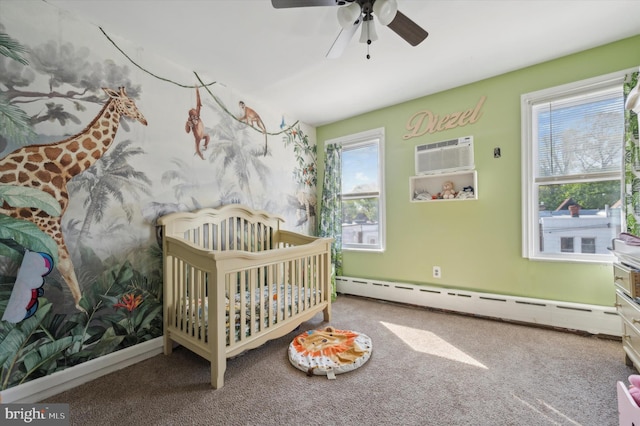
left=410, top=170, right=477, bottom=202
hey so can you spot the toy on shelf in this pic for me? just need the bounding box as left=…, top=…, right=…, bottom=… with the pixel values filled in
left=456, top=185, right=475, bottom=199
left=440, top=181, right=456, bottom=199
left=412, top=191, right=433, bottom=201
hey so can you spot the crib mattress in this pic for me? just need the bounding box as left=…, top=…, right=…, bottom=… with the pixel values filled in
left=288, top=326, right=372, bottom=378
left=180, top=284, right=319, bottom=343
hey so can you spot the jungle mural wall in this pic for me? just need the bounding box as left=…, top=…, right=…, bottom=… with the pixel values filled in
left=0, top=1, right=317, bottom=392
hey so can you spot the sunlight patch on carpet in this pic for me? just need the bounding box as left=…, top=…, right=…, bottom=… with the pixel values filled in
left=380, top=321, right=487, bottom=369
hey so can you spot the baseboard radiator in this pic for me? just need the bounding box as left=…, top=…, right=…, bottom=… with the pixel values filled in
left=337, top=276, right=621, bottom=337
left=0, top=336, right=163, bottom=403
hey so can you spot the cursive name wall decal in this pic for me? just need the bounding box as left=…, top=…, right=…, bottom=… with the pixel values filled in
left=403, top=96, right=487, bottom=140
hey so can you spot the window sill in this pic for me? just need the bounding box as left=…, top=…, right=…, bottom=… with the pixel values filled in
left=525, top=253, right=614, bottom=264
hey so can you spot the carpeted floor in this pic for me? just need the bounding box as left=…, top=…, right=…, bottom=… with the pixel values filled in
left=44, top=294, right=634, bottom=425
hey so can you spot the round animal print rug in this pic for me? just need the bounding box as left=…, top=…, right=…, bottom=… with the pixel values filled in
left=288, top=326, right=372, bottom=379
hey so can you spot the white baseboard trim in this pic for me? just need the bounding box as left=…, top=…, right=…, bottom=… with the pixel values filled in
left=337, top=276, right=621, bottom=337
left=0, top=336, right=163, bottom=404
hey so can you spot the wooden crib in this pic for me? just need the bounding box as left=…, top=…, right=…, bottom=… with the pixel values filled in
left=158, top=204, right=332, bottom=388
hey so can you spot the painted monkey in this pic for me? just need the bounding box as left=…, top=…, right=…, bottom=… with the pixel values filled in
left=185, top=86, right=210, bottom=160
left=238, top=101, right=268, bottom=156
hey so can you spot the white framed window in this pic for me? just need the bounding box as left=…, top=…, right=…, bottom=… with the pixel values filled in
left=327, top=127, right=386, bottom=252
left=581, top=237, right=596, bottom=254
left=521, top=70, right=627, bottom=263
left=561, top=237, right=574, bottom=253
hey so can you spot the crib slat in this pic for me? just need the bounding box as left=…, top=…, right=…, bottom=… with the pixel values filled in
left=267, top=263, right=275, bottom=328
left=204, top=223, right=211, bottom=250
left=294, top=257, right=300, bottom=315
left=188, top=265, right=196, bottom=337
left=197, top=224, right=204, bottom=248
left=250, top=267, right=258, bottom=335
left=198, top=269, right=206, bottom=337
left=249, top=221, right=254, bottom=251
left=313, top=253, right=320, bottom=305
left=305, top=256, right=316, bottom=308
left=173, top=257, right=181, bottom=328
left=220, top=219, right=227, bottom=251
left=239, top=218, right=245, bottom=251
left=243, top=218, right=247, bottom=251
left=192, top=267, right=199, bottom=335
left=238, top=217, right=243, bottom=251
left=278, top=261, right=285, bottom=322
left=179, top=260, right=186, bottom=329
left=240, top=270, right=246, bottom=341
left=293, top=258, right=299, bottom=316
left=256, top=223, right=262, bottom=251
left=213, top=222, right=219, bottom=251
left=240, top=270, right=247, bottom=341
left=283, top=259, right=288, bottom=320
left=302, top=256, right=308, bottom=311
left=227, top=273, right=236, bottom=345
left=302, top=255, right=309, bottom=311
left=293, top=257, right=298, bottom=316
left=257, top=267, right=264, bottom=332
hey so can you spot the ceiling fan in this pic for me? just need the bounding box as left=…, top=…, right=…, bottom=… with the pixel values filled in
left=271, top=0, right=429, bottom=59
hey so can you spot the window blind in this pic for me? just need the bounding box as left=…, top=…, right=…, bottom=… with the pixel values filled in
left=533, top=86, right=624, bottom=180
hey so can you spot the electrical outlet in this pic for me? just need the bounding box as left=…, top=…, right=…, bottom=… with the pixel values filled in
left=433, top=266, right=441, bottom=279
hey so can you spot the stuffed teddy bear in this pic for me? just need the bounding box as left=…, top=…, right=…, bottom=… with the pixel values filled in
left=629, top=375, right=640, bottom=406
left=441, top=181, right=456, bottom=199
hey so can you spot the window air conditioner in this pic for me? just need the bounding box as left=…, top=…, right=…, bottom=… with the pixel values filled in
left=415, top=136, right=474, bottom=175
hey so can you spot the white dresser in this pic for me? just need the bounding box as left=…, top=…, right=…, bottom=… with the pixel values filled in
left=614, top=261, right=640, bottom=371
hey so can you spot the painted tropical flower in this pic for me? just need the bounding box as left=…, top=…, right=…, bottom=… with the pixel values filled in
left=114, top=293, right=143, bottom=312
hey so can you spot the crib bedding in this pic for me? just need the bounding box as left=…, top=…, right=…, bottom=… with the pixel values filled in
left=181, top=283, right=320, bottom=343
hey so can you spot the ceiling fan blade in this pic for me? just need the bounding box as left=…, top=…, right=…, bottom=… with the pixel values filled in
left=387, top=10, right=428, bottom=46
left=271, top=0, right=342, bottom=8
left=326, top=19, right=361, bottom=58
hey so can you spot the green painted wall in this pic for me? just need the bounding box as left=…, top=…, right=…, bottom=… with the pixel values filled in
left=317, top=35, right=640, bottom=306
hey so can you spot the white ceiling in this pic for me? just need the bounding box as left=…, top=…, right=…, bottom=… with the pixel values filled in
left=45, top=0, right=640, bottom=127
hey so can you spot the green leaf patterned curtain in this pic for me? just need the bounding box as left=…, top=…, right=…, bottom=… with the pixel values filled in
left=318, top=144, right=342, bottom=301
left=624, top=70, right=640, bottom=234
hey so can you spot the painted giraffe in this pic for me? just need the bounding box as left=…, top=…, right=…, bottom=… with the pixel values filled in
left=0, top=87, right=147, bottom=310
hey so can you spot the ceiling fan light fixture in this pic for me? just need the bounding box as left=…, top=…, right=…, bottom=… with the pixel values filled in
left=359, top=18, right=378, bottom=44
left=372, top=0, right=398, bottom=26
left=337, top=2, right=362, bottom=29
